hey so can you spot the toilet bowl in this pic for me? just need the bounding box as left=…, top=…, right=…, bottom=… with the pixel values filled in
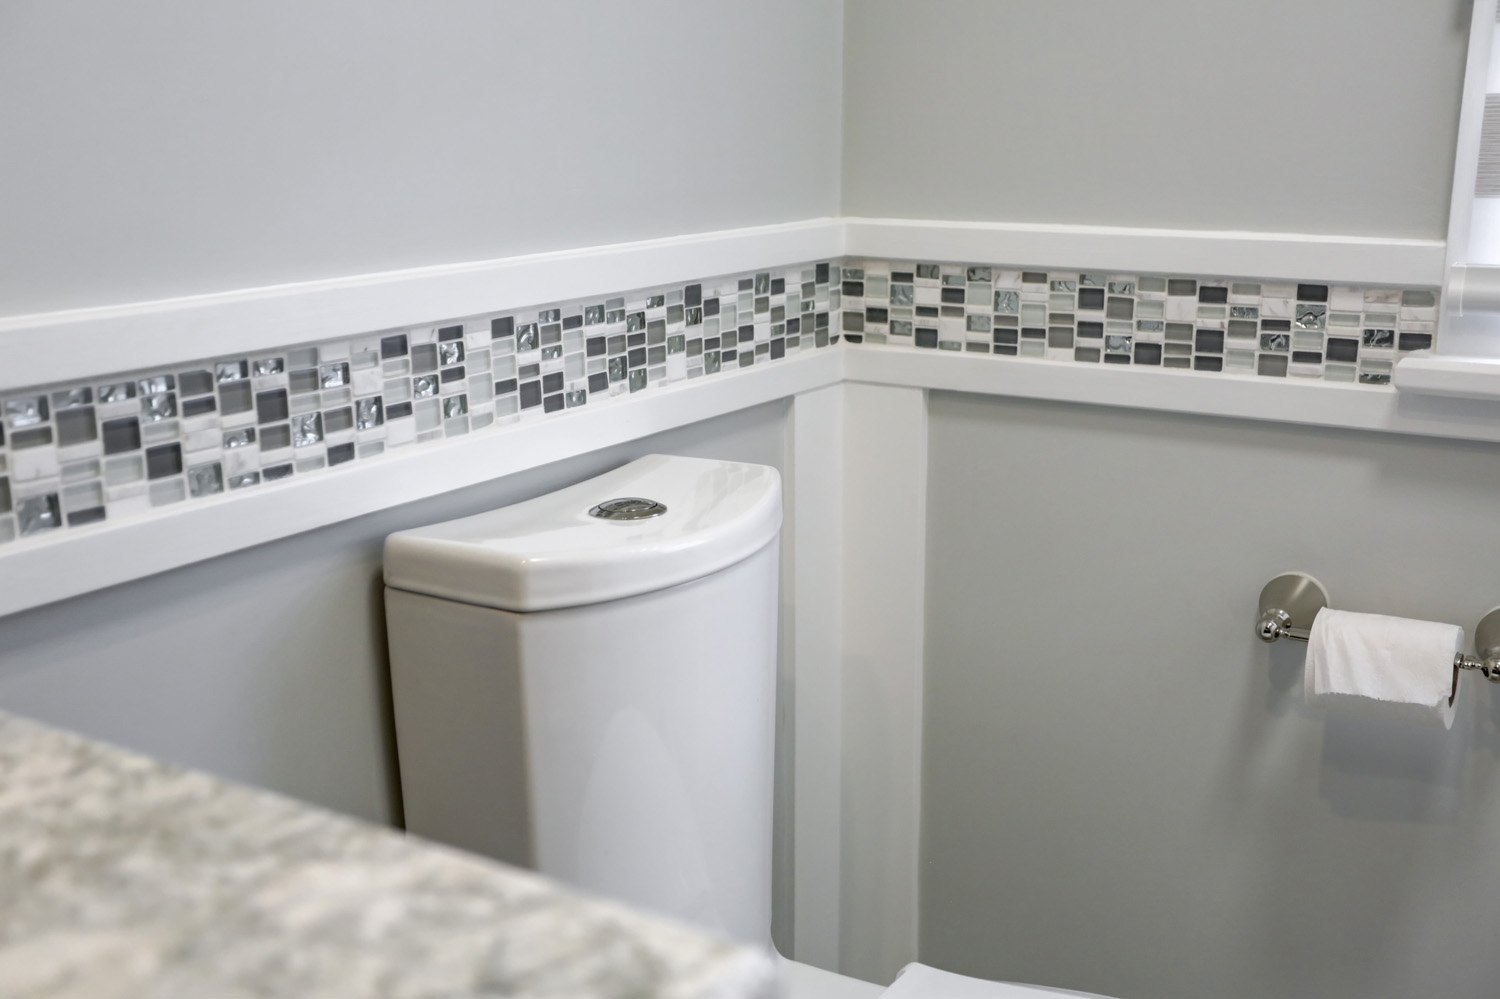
left=383, top=454, right=1121, bottom=999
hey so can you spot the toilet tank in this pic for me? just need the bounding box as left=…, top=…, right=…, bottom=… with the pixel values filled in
left=383, top=454, right=781, bottom=944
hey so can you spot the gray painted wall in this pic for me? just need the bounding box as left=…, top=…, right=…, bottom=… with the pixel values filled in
left=922, top=392, right=1500, bottom=999
left=843, top=0, right=1470, bottom=239
left=0, top=0, right=842, bottom=316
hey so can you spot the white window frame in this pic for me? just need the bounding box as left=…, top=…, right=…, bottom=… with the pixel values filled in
left=1395, top=0, right=1500, bottom=396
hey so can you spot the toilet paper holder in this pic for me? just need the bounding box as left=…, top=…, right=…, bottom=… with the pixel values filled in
left=1256, top=572, right=1500, bottom=683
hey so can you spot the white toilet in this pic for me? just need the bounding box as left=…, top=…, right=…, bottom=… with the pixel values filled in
left=383, top=454, right=1117, bottom=999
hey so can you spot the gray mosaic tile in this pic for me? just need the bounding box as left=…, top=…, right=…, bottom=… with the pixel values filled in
left=5, top=396, right=48, bottom=429
left=261, top=425, right=292, bottom=451
left=51, top=387, right=91, bottom=409
left=839, top=257, right=1436, bottom=398
left=2, top=264, right=798, bottom=522
left=17, top=493, right=61, bottom=537
left=55, top=408, right=97, bottom=447
left=292, top=413, right=323, bottom=447
left=2, top=256, right=1423, bottom=545
left=98, top=382, right=135, bottom=404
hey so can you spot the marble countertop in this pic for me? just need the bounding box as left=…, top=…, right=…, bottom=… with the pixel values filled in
left=0, top=711, right=777, bottom=999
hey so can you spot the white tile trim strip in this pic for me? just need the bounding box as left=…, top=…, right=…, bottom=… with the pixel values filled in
left=0, top=219, right=845, bottom=392
left=843, top=217, right=1448, bottom=289
left=0, top=216, right=1449, bottom=392
left=844, top=347, right=1500, bottom=444
left=0, top=350, right=844, bottom=617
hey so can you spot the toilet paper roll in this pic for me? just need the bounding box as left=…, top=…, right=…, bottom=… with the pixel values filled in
left=1304, top=609, right=1464, bottom=729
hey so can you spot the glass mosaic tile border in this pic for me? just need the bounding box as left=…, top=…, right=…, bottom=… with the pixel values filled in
left=0, top=262, right=841, bottom=544
left=0, top=255, right=1441, bottom=546
left=836, top=258, right=1438, bottom=383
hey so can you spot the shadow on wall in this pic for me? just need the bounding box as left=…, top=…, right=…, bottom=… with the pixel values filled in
left=1318, top=698, right=1472, bottom=823
left=1256, top=640, right=1492, bottom=825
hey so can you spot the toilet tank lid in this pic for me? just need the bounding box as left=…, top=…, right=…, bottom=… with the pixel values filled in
left=382, top=454, right=782, bottom=611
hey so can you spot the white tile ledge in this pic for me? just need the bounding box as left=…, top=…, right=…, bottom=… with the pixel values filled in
left=843, top=217, right=1447, bottom=287
left=1394, top=353, right=1500, bottom=401
left=9, top=345, right=1500, bottom=619
left=848, top=346, right=1500, bottom=445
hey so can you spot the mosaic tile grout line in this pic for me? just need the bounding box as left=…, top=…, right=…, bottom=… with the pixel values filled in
left=0, top=257, right=1440, bottom=546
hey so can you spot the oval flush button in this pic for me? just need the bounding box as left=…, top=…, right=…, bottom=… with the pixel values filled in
left=588, top=497, right=668, bottom=520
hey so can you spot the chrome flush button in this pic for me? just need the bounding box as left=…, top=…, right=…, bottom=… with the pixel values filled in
left=588, top=497, right=668, bottom=520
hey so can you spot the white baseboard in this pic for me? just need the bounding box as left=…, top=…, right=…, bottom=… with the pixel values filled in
left=0, top=218, right=845, bottom=392
left=842, top=217, right=1447, bottom=288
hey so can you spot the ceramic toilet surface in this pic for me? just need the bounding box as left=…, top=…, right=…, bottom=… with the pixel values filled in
left=386, top=454, right=1120, bottom=998
left=779, top=958, right=1120, bottom=999
left=384, top=453, right=782, bottom=611
left=881, top=963, right=1119, bottom=998
left=779, top=957, right=884, bottom=999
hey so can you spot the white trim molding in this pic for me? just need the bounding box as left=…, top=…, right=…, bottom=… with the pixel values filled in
left=1394, top=352, right=1500, bottom=401
left=836, top=382, right=927, bottom=985
left=1435, top=0, right=1500, bottom=362
left=0, top=219, right=845, bottom=392
left=843, top=217, right=1447, bottom=288
left=1441, top=0, right=1498, bottom=274
left=788, top=384, right=847, bottom=970
left=848, top=348, right=1500, bottom=446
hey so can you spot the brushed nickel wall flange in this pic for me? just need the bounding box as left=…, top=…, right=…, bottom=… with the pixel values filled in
left=1472, top=606, right=1500, bottom=681
left=1256, top=572, right=1330, bottom=643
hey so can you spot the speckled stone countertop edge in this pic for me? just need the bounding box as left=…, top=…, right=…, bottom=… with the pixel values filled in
left=0, top=710, right=779, bottom=999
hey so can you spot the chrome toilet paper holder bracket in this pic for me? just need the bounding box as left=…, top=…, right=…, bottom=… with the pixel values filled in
left=1256, top=572, right=1500, bottom=683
